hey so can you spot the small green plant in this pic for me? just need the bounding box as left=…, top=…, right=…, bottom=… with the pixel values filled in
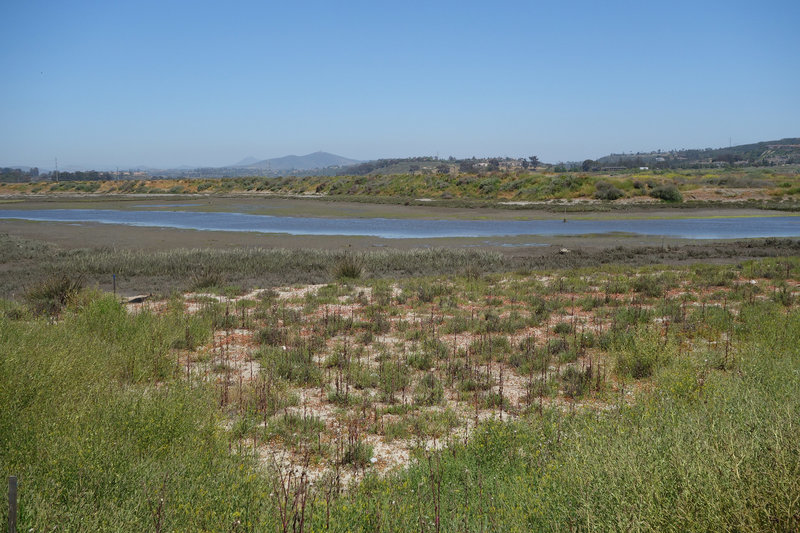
left=560, top=365, right=593, bottom=398
left=414, top=373, right=444, bottom=406
left=553, top=321, right=574, bottom=335
left=614, top=326, right=673, bottom=379
left=379, top=360, right=410, bottom=403
left=258, top=346, right=321, bottom=385
left=407, top=351, right=433, bottom=371
left=340, top=440, right=373, bottom=468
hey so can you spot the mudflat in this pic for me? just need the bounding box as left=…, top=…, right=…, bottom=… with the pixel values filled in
left=1, top=195, right=794, bottom=254
left=0, top=194, right=789, bottom=220
left=0, top=217, right=697, bottom=254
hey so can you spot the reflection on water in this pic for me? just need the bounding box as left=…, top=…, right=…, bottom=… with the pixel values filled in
left=1, top=208, right=798, bottom=240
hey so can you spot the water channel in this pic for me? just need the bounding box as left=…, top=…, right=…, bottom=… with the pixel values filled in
left=1, top=209, right=798, bottom=240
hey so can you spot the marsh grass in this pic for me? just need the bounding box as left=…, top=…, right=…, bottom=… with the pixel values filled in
left=332, top=255, right=363, bottom=280
left=4, top=233, right=800, bottom=299
left=24, top=273, right=84, bottom=316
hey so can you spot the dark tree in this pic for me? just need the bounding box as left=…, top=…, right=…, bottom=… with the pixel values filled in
left=528, top=156, right=540, bottom=168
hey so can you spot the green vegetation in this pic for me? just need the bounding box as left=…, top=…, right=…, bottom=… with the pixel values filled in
left=3, top=165, right=800, bottom=209
left=2, top=253, right=799, bottom=531
left=3, top=232, right=800, bottom=299
left=649, top=183, right=683, bottom=202
left=24, top=273, right=85, bottom=316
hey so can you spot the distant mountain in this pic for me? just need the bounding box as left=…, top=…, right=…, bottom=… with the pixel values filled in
left=234, top=156, right=260, bottom=166
left=235, top=151, right=360, bottom=171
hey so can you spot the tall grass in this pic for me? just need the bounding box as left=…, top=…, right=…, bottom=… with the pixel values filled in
left=0, top=295, right=277, bottom=531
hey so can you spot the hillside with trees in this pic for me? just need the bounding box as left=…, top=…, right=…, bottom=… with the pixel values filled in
left=589, top=138, right=800, bottom=170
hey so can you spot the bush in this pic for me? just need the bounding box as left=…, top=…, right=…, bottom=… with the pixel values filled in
left=561, top=365, right=593, bottom=398
left=25, top=274, right=84, bottom=316
left=414, top=373, right=444, bottom=405
left=333, top=256, right=363, bottom=280
left=258, top=345, right=321, bottom=385
left=649, top=183, right=683, bottom=202
left=553, top=321, right=574, bottom=335
left=379, top=360, right=410, bottom=403
left=594, top=181, right=624, bottom=200
left=341, top=440, right=373, bottom=468
left=190, top=268, right=222, bottom=290
left=614, top=326, right=673, bottom=379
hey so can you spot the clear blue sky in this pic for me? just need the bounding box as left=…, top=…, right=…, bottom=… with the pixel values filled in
left=1, top=0, right=798, bottom=169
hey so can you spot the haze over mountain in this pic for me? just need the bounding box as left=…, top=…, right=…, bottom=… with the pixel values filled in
left=233, top=152, right=360, bottom=171
left=234, top=157, right=260, bottom=166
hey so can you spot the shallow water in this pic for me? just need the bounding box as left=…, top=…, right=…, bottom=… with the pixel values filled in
left=1, top=208, right=798, bottom=239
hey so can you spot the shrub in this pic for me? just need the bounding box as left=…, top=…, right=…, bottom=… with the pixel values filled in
left=190, top=268, right=222, bottom=290
left=649, top=183, right=683, bottom=202
left=341, top=440, right=373, bottom=468
left=25, top=274, right=84, bottom=316
left=407, top=351, right=433, bottom=371
left=264, top=413, right=325, bottom=447
left=259, top=346, right=321, bottom=385
left=561, top=365, right=593, bottom=398
left=414, top=373, right=444, bottom=406
left=379, top=361, right=410, bottom=403
left=333, top=256, right=363, bottom=280
left=594, top=181, right=624, bottom=200
left=613, top=326, right=673, bottom=379
left=553, top=321, right=574, bottom=335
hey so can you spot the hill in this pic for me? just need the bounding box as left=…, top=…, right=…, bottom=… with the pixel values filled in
left=595, top=138, right=800, bottom=169
left=236, top=151, right=360, bottom=171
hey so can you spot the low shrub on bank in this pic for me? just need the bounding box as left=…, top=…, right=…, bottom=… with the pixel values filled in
left=649, top=183, right=683, bottom=202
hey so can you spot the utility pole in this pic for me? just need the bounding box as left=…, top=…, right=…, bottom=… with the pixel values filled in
left=54, top=157, right=59, bottom=182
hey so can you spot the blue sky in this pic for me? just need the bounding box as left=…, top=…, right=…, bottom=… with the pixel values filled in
left=1, top=0, right=798, bottom=169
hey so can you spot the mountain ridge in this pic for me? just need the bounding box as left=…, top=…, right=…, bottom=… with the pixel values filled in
left=233, top=151, right=361, bottom=171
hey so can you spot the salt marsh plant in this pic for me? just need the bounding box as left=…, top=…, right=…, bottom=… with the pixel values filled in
left=332, top=255, right=363, bottom=280
left=24, top=273, right=84, bottom=316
